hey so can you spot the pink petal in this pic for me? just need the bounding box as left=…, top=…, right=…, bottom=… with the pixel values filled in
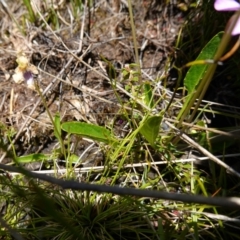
left=232, top=17, right=240, bottom=35
left=214, top=0, right=240, bottom=11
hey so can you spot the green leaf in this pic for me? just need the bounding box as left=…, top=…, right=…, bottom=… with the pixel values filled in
left=68, top=154, right=79, bottom=164
left=54, top=112, right=61, bottom=142
left=16, top=153, right=48, bottom=163
left=143, top=82, right=154, bottom=108
left=184, top=32, right=222, bottom=94
left=139, top=116, right=162, bottom=147
left=61, top=122, right=114, bottom=143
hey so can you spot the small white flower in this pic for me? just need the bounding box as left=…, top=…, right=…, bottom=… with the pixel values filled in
left=12, top=54, right=38, bottom=89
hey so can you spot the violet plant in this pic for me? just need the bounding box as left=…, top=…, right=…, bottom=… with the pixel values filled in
left=176, top=1, right=240, bottom=127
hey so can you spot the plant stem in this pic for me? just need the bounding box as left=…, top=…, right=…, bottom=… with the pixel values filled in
left=127, top=0, right=142, bottom=84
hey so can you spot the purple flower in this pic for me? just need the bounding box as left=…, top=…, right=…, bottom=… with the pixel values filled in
left=23, top=71, right=34, bottom=86
left=214, top=0, right=240, bottom=35
left=23, top=71, right=33, bottom=81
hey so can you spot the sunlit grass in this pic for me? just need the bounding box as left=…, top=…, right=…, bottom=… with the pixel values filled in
left=0, top=0, right=240, bottom=239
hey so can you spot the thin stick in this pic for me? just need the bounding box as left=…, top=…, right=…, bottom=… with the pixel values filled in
left=166, top=121, right=240, bottom=178
left=1, top=163, right=240, bottom=208
left=6, top=153, right=240, bottom=177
